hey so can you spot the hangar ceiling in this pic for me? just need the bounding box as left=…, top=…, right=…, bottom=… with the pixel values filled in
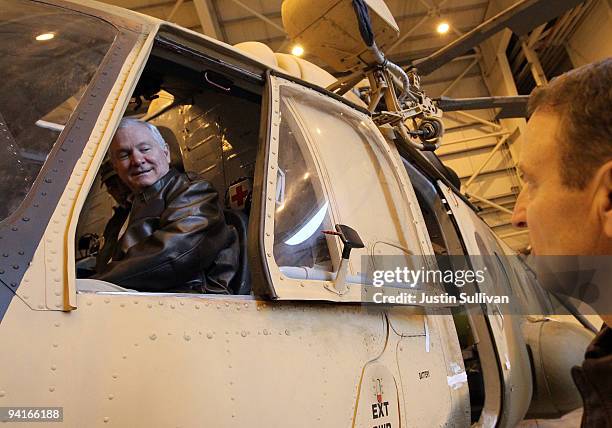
left=98, top=0, right=599, bottom=251
left=100, top=0, right=493, bottom=85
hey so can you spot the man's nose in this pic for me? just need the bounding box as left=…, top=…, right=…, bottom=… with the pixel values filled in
left=130, top=151, right=145, bottom=165
left=511, top=189, right=528, bottom=228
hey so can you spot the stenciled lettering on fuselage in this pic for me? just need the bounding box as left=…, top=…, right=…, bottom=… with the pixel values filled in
left=372, top=400, right=390, bottom=419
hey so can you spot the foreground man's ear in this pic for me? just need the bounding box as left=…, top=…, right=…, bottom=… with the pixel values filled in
left=596, top=161, right=612, bottom=239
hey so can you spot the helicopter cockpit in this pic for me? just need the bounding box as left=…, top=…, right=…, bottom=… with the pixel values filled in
left=74, top=36, right=263, bottom=294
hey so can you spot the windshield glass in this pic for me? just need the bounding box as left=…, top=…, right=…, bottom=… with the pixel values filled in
left=0, top=0, right=117, bottom=221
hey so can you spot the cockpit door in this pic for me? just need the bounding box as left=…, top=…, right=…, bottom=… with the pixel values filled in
left=251, top=73, right=434, bottom=302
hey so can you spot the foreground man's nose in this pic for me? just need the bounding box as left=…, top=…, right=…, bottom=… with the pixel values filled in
left=511, top=190, right=528, bottom=228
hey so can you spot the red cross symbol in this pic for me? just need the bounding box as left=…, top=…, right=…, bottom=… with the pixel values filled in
left=231, top=184, right=248, bottom=207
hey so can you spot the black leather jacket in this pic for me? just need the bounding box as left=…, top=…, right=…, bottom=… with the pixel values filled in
left=95, top=169, right=238, bottom=293
left=95, top=204, right=130, bottom=274
left=572, top=325, right=612, bottom=427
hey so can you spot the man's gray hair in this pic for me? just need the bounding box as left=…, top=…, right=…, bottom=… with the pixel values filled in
left=116, top=117, right=168, bottom=150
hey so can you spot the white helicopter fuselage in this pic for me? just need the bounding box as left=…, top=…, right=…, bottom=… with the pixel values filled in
left=0, top=1, right=588, bottom=427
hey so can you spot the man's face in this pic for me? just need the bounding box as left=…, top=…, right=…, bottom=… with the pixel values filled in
left=512, top=110, right=603, bottom=255
left=110, top=124, right=170, bottom=192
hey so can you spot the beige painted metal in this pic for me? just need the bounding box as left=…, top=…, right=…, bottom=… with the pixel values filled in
left=467, top=192, right=514, bottom=215
left=464, top=134, right=510, bottom=189
left=0, top=290, right=388, bottom=427
left=442, top=130, right=511, bottom=146
left=387, top=308, right=471, bottom=426
left=192, top=0, right=222, bottom=39
left=227, top=0, right=286, bottom=34
left=522, top=319, right=593, bottom=418
left=439, top=181, right=533, bottom=427
left=232, top=41, right=366, bottom=107
left=521, top=40, right=548, bottom=87
left=281, top=0, right=399, bottom=72
left=440, top=58, right=480, bottom=97
left=454, top=110, right=503, bottom=131
left=166, top=0, right=184, bottom=21
left=387, top=13, right=430, bottom=54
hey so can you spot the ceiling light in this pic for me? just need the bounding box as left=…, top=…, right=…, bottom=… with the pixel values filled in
left=291, top=45, right=304, bottom=56
left=36, top=32, right=55, bottom=41
left=436, top=22, right=450, bottom=34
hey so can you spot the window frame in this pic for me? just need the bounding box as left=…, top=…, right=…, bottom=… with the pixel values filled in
left=71, top=27, right=269, bottom=299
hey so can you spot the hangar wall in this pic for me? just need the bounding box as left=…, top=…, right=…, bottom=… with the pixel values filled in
left=441, top=0, right=612, bottom=252
left=421, top=68, right=526, bottom=251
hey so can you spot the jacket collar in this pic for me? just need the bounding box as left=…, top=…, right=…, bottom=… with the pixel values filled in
left=134, top=168, right=179, bottom=202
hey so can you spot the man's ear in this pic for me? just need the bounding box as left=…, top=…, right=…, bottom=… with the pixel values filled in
left=596, top=160, right=612, bottom=238
left=164, top=144, right=171, bottom=163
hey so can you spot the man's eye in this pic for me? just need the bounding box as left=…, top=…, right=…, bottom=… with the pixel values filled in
left=118, top=153, right=128, bottom=160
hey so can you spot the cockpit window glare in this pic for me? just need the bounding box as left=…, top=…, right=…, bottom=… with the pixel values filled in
left=0, top=0, right=117, bottom=221
left=272, top=95, right=334, bottom=271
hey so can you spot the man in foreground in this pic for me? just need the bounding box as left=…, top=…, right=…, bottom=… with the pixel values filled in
left=95, top=118, right=238, bottom=294
left=512, top=58, right=611, bottom=426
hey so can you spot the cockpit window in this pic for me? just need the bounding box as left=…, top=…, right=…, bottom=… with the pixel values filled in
left=0, top=0, right=116, bottom=221
left=273, top=95, right=334, bottom=270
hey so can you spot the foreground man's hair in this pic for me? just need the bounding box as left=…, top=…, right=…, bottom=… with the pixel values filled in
left=528, top=58, right=612, bottom=189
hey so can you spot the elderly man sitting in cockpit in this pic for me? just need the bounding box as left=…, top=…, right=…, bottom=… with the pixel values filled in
left=94, top=118, right=238, bottom=294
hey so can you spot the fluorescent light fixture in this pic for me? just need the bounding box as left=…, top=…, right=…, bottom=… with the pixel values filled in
left=436, top=22, right=450, bottom=34
left=291, top=45, right=304, bottom=56
left=36, top=32, right=55, bottom=41
left=285, top=202, right=329, bottom=246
